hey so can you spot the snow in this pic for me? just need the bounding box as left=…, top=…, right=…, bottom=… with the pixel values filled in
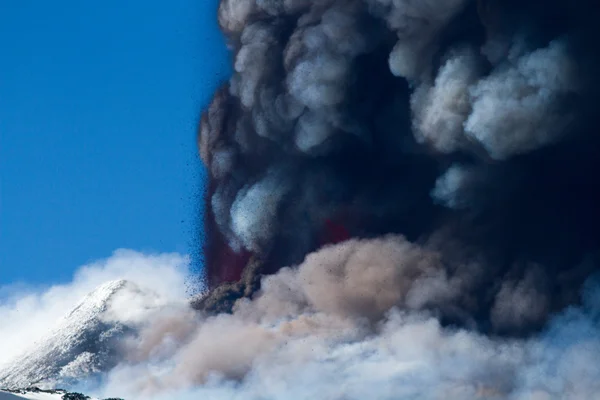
left=0, top=390, right=63, bottom=399
left=0, top=280, right=129, bottom=389
left=0, top=279, right=166, bottom=390
left=1, top=389, right=102, bottom=400
left=0, top=278, right=173, bottom=398
left=0, top=392, right=25, bottom=400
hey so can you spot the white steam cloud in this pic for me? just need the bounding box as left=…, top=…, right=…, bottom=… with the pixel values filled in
left=411, top=47, right=482, bottom=154
left=413, top=38, right=581, bottom=160
left=2, top=240, right=582, bottom=400
left=464, top=39, right=580, bottom=159
left=2, top=244, right=599, bottom=399
left=230, top=170, right=291, bottom=253
left=367, top=0, right=469, bottom=80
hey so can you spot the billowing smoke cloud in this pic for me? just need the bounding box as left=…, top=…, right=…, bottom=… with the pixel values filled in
left=198, top=0, right=600, bottom=338
left=70, top=0, right=600, bottom=397
left=464, top=39, right=581, bottom=159
left=7, top=0, right=600, bottom=398
left=94, top=239, right=600, bottom=399
left=3, top=247, right=597, bottom=399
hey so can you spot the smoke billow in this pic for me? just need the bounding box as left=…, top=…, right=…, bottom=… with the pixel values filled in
left=96, top=0, right=600, bottom=398
left=198, top=0, right=600, bottom=335
left=99, top=238, right=600, bottom=399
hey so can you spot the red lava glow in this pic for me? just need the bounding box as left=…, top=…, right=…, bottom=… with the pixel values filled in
left=321, top=218, right=352, bottom=245
left=209, top=242, right=251, bottom=284
left=204, top=177, right=351, bottom=286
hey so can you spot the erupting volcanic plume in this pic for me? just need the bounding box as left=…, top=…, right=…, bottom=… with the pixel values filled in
left=5, top=1, right=600, bottom=398
left=86, top=1, right=600, bottom=397
left=195, top=0, right=600, bottom=336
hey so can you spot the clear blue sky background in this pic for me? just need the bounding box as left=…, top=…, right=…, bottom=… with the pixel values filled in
left=0, top=0, right=231, bottom=285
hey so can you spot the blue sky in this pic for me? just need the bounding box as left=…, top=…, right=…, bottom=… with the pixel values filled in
left=0, top=0, right=230, bottom=286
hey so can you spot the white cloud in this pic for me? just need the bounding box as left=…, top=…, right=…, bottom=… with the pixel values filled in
left=94, top=239, right=600, bottom=400
left=3, top=244, right=600, bottom=400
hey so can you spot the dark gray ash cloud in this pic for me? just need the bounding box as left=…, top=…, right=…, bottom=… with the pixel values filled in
left=197, top=0, right=600, bottom=338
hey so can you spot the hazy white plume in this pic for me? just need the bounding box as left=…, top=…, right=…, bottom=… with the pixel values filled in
left=465, top=39, right=580, bottom=159
left=367, top=0, right=469, bottom=80
left=431, top=163, right=481, bottom=209
left=3, top=245, right=598, bottom=399
left=230, top=171, right=291, bottom=252
left=412, top=47, right=482, bottom=153
left=86, top=240, right=600, bottom=400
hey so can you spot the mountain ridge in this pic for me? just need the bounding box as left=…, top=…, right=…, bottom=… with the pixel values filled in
left=0, top=280, right=143, bottom=391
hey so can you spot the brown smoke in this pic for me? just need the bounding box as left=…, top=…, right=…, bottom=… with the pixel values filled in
left=101, top=237, right=600, bottom=399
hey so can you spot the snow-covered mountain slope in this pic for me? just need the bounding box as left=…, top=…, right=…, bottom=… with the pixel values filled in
left=0, top=279, right=163, bottom=390
left=1, top=388, right=87, bottom=400
left=1, top=388, right=102, bottom=400
left=0, top=390, right=59, bottom=400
